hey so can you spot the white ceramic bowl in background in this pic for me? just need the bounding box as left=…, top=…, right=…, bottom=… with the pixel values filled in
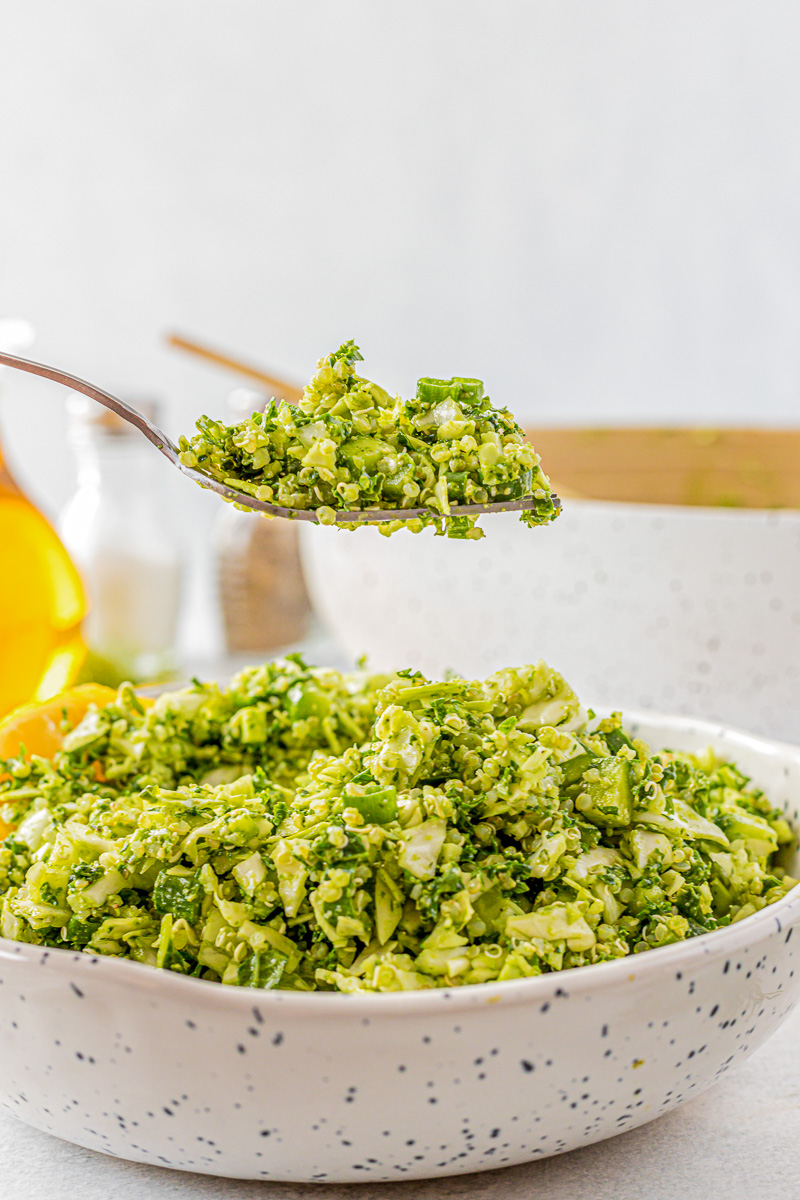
left=300, top=501, right=800, bottom=745
left=0, top=713, right=798, bottom=1183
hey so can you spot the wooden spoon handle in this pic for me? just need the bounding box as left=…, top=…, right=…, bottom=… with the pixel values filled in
left=166, top=332, right=304, bottom=402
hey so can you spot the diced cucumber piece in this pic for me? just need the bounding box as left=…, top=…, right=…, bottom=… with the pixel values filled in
left=605, top=728, right=634, bottom=754
left=340, top=435, right=394, bottom=473
left=561, top=751, right=599, bottom=785
left=445, top=471, right=468, bottom=500
left=347, top=786, right=398, bottom=825
left=287, top=683, right=331, bottom=721
left=576, top=757, right=633, bottom=828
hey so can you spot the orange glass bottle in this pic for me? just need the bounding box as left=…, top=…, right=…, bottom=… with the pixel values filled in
left=0, top=410, right=87, bottom=717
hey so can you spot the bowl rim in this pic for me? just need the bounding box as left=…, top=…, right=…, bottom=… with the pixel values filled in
left=1, top=709, right=799, bottom=1018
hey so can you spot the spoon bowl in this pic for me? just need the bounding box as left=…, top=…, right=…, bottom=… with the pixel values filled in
left=0, top=352, right=559, bottom=524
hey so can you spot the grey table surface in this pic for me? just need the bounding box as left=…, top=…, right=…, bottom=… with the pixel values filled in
left=0, top=1005, right=797, bottom=1200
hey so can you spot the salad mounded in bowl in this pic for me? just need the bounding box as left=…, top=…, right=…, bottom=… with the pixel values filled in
left=0, top=657, right=794, bottom=994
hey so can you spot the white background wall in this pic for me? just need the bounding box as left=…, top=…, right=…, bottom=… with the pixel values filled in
left=1, top=0, right=799, bottom=652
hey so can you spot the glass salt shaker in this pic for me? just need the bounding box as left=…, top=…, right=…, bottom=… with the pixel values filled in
left=58, top=393, right=183, bottom=683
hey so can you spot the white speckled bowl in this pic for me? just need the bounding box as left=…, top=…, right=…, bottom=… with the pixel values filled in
left=299, top=501, right=800, bottom=745
left=0, top=713, right=798, bottom=1182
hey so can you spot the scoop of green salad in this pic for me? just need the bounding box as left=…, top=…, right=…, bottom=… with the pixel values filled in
left=0, top=658, right=794, bottom=992
left=178, top=342, right=558, bottom=539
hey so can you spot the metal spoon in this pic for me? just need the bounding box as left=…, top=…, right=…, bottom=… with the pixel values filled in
left=0, top=351, right=560, bottom=524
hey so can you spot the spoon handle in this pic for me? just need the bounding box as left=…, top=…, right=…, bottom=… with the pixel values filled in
left=0, top=350, right=181, bottom=463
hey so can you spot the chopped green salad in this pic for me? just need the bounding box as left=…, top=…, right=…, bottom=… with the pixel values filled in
left=0, top=658, right=794, bottom=992
left=179, top=342, right=559, bottom=539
